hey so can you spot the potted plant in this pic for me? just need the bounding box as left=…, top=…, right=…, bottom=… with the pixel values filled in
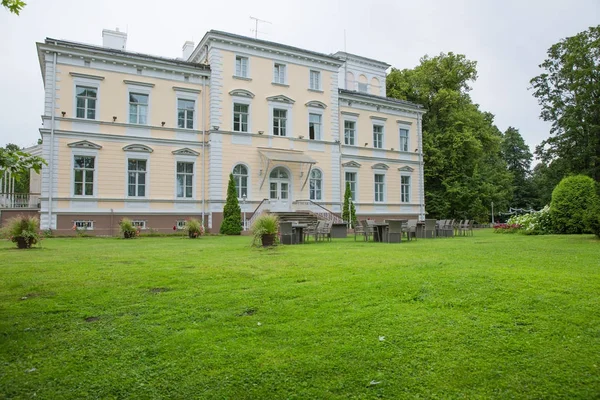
left=119, top=218, right=137, bottom=239
left=2, top=215, right=40, bottom=249
left=251, top=214, right=279, bottom=247
left=185, top=218, right=204, bottom=238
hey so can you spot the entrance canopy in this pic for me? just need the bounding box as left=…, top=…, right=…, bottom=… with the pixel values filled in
left=258, top=148, right=317, bottom=189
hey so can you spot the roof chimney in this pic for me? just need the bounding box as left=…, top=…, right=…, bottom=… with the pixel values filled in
left=102, top=28, right=127, bottom=51
left=182, top=40, right=195, bottom=61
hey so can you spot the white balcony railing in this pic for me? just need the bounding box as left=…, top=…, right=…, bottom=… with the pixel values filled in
left=0, top=193, right=40, bottom=209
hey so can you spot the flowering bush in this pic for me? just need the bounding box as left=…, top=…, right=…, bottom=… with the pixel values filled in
left=493, top=223, right=521, bottom=233
left=506, top=205, right=553, bottom=235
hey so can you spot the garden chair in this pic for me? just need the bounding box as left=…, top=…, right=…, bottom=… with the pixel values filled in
left=387, top=220, right=404, bottom=243
left=424, top=219, right=437, bottom=238
left=317, top=220, right=332, bottom=242
left=279, top=222, right=297, bottom=245
left=354, top=222, right=366, bottom=241
left=303, top=222, right=317, bottom=242
left=465, top=220, right=474, bottom=236
left=360, top=220, right=375, bottom=241
left=403, top=219, right=418, bottom=241
left=454, top=220, right=463, bottom=236
left=458, top=220, right=470, bottom=236
left=311, top=220, right=324, bottom=241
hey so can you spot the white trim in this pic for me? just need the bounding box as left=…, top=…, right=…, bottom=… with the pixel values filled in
left=234, top=54, right=250, bottom=79
left=174, top=156, right=197, bottom=200
left=373, top=171, right=386, bottom=203
left=126, top=83, right=152, bottom=126
left=125, top=152, right=150, bottom=199
left=70, top=148, right=99, bottom=198
left=398, top=125, right=410, bottom=153
left=342, top=117, right=357, bottom=146
left=232, top=162, right=251, bottom=200
left=231, top=96, right=252, bottom=133
left=174, top=89, right=199, bottom=130
left=72, top=79, right=100, bottom=121
left=309, top=167, right=324, bottom=201
left=307, top=107, right=324, bottom=141
left=400, top=173, right=411, bottom=204
left=268, top=100, right=293, bottom=138
left=272, top=61, right=288, bottom=85
left=309, top=69, right=322, bottom=91
left=372, top=122, right=385, bottom=149
left=344, top=169, right=359, bottom=202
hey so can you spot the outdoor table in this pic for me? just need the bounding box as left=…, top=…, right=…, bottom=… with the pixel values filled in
left=330, top=222, right=348, bottom=238
left=292, top=223, right=307, bottom=244
left=373, top=222, right=389, bottom=242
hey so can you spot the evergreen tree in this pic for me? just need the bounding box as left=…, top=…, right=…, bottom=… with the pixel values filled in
left=220, top=173, right=242, bottom=235
left=342, top=182, right=356, bottom=227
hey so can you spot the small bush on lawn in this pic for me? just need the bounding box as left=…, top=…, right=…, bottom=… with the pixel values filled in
left=119, top=218, right=138, bottom=239
left=506, top=205, right=553, bottom=235
left=493, top=223, right=521, bottom=233
left=185, top=218, right=204, bottom=238
left=1, top=215, right=40, bottom=249
left=551, top=175, right=598, bottom=234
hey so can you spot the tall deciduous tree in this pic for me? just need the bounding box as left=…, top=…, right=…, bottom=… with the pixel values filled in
left=530, top=25, right=600, bottom=182
left=220, top=173, right=242, bottom=235
left=501, top=127, right=535, bottom=208
left=2, top=0, right=26, bottom=14
left=387, top=52, right=512, bottom=220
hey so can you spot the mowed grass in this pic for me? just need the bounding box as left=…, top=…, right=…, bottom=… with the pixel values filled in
left=1, top=230, right=599, bottom=399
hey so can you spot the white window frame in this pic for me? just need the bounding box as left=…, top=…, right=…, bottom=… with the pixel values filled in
left=309, top=168, right=323, bottom=201
left=344, top=120, right=357, bottom=146
left=344, top=170, right=359, bottom=202
left=71, top=148, right=99, bottom=198
left=268, top=100, right=293, bottom=138
left=373, top=124, right=384, bottom=149
left=175, top=159, right=195, bottom=199
left=233, top=163, right=250, bottom=200
left=74, top=220, right=94, bottom=230
left=307, top=108, right=323, bottom=140
left=374, top=173, right=386, bottom=203
left=309, top=70, right=322, bottom=91
left=72, top=76, right=101, bottom=121
left=272, top=108, right=288, bottom=136
left=176, top=220, right=187, bottom=230
left=128, top=92, right=149, bottom=125
left=125, top=153, right=150, bottom=198
left=401, top=175, right=411, bottom=203
left=273, top=62, right=287, bottom=85
left=174, top=89, right=199, bottom=130
left=358, top=82, right=368, bottom=93
left=232, top=97, right=252, bottom=133
left=132, top=220, right=147, bottom=230
left=235, top=55, right=250, bottom=78
left=399, top=125, right=410, bottom=152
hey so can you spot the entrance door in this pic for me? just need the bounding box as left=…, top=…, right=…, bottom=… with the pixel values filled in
left=269, top=167, right=291, bottom=211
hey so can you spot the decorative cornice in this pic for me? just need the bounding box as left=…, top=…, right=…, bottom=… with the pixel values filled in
left=67, top=140, right=102, bottom=149
left=229, top=89, right=255, bottom=98
left=398, top=166, right=415, bottom=172
left=397, top=120, right=413, bottom=125
left=172, top=148, right=200, bottom=156
left=370, top=116, right=387, bottom=121
left=341, top=111, right=360, bottom=117
left=305, top=100, right=327, bottom=109
left=173, top=86, right=201, bottom=94
left=123, top=80, right=155, bottom=88
left=123, top=144, right=154, bottom=153
left=267, top=94, right=295, bottom=104
left=372, top=163, right=389, bottom=170
left=342, top=161, right=361, bottom=168
left=69, top=72, right=105, bottom=81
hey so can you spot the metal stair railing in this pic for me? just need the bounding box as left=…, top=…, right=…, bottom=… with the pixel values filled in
left=294, top=199, right=343, bottom=223
left=247, top=198, right=270, bottom=229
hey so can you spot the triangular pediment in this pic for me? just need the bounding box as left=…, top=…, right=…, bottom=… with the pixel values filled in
left=67, top=140, right=102, bottom=150
left=342, top=161, right=361, bottom=168
left=172, top=148, right=199, bottom=156
left=123, top=144, right=154, bottom=153
left=372, top=163, right=389, bottom=170
left=229, top=89, right=255, bottom=98
left=305, top=100, right=327, bottom=109
left=398, top=166, right=415, bottom=172
left=267, top=94, right=295, bottom=104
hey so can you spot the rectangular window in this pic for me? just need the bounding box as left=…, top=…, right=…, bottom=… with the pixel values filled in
left=75, top=86, right=97, bottom=119
left=235, top=55, right=249, bottom=78
left=129, top=93, right=148, bottom=124
left=309, top=70, right=321, bottom=90
left=358, top=82, right=368, bottom=93
left=374, top=174, right=385, bottom=202
left=373, top=125, right=384, bottom=148
left=73, top=155, right=95, bottom=196
left=345, top=172, right=357, bottom=201
left=273, top=109, right=287, bottom=136
left=128, top=159, right=147, bottom=197
left=273, top=63, right=286, bottom=84
left=177, top=99, right=195, bottom=129
left=233, top=103, right=249, bottom=132
left=401, top=176, right=411, bottom=203
left=309, top=113, right=322, bottom=140
left=176, top=162, right=194, bottom=198
left=74, top=220, right=94, bottom=230
left=399, top=128, right=409, bottom=152
left=132, top=220, right=146, bottom=229
left=344, top=121, right=356, bottom=145
left=176, top=220, right=187, bottom=230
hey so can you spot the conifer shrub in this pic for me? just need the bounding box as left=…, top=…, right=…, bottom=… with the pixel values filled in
left=550, top=175, right=598, bottom=234
left=220, top=173, right=242, bottom=235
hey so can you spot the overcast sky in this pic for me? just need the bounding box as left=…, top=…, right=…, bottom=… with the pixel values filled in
left=1, top=0, right=598, bottom=155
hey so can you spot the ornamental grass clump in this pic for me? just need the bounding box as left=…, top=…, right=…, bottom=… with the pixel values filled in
left=185, top=218, right=204, bottom=238
left=2, top=215, right=40, bottom=249
left=250, top=214, right=279, bottom=247
left=119, top=218, right=138, bottom=239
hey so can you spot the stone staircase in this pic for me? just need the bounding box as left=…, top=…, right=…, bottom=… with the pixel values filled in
left=272, top=211, right=318, bottom=226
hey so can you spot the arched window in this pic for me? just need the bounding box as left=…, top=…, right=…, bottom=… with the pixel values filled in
left=270, top=167, right=289, bottom=179
left=370, top=77, right=380, bottom=95
left=358, top=74, right=368, bottom=93
left=346, top=72, right=355, bottom=90
left=309, top=169, right=322, bottom=200
left=233, top=164, right=248, bottom=198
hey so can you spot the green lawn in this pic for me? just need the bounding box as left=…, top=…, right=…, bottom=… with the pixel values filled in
left=1, top=230, right=599, bottom=399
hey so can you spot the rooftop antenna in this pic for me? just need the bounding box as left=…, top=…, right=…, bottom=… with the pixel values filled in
left=250, top=16, right=271, bottom=39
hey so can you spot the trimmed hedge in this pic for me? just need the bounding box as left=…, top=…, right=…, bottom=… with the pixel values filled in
left=550, top=175, right=598, bottom=234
